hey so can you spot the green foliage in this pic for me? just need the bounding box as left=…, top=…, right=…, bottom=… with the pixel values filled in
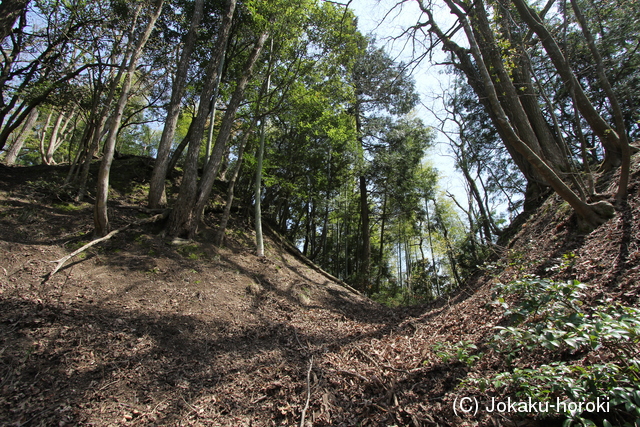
left=432, top=340, right=483, bottom=367
left=52, top=202, right=87, bottom=213
left=371, top=282, right=431, bottom=307
left=176, top=243, right=205, bottom=260
left=467, top=278, right=640, bottom=426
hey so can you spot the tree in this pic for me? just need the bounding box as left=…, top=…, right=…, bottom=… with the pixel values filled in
left=94, top=0, right=164, bottom=236
left=350, top=41, right=419, bottom=289
left=165, top=0, right=242, bottom=237
left=3, top=107, right=38, bottom=165
left=0, top=0, right=29, bottom=42
left=0, top=0, right=101, bottom=153
left=410, top=0, right=619, bottom=228
left=147, top=0, right=205, bottom=209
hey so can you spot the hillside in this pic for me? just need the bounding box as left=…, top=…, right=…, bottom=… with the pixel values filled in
left=1, top=156, right=639, bottom=427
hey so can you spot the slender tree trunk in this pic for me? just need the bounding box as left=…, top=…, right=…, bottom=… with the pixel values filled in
left=203, top=52, right=226, bottom=168
left=94, top=0, right=164, bottom=236
left=424, top=196, right=439, bottom=296
left=254, top=117, right=268, bottom=257
left=43, top=108, right=73, bottom=165
left=76, top=55, right=129, bottom=200
left=148, top=0, right=203, bottom=208
left=3, top=107, right=37, bottom=165
left=190, top=30, right=268, bottom=236
left=508, top=0, right=623, bottom=171
left=375, top=190, right=388, bottom=294
left=569, top=0, right=631, bottom=202
left=167, top=121, right=193, bottom=173
left=442, top=0, right=615, bottom=228
left=38, top=111, right=53, bottom=165
left=420, top=5, right=547, bottom=200
left=254, top=39, right=273, bottom=257
left=165, top=0, right=240, bottom=237
left=215, top=120, right=257, bottom=246
left=42, top=111, right=64, bottom=165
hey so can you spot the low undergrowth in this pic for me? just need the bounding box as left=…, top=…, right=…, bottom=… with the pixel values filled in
left=456, top=277, right=640, bottom=426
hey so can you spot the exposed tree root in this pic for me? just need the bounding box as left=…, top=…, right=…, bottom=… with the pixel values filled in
left=46, top=210, right=169, bottom=279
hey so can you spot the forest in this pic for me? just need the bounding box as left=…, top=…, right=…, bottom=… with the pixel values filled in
left=1, top=0, right=639, bottom=425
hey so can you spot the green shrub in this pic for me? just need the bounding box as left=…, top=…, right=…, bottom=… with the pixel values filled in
left=432, top=340, right=483, bottom=367
left=466, top=278, right=640, bottom=426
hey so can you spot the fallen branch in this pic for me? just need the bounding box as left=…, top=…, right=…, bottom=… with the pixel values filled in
left=47, top=210, right=169, bottom=279
left=335, top=369, right=368, bottom=382
left=300, top=355, right=314, bottom=427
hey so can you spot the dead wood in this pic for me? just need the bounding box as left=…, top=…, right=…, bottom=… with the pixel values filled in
left=299, top=355, right=313, bottom=427
left=46, top=210, right=169, bottom=279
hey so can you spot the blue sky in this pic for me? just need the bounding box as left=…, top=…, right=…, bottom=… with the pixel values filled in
left=347, top=0, right=469, bottom=211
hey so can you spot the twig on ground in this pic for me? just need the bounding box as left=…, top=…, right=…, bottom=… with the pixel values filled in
left=300, top=355, right=314, bottom=427
left=336, top=369, right=368, bottom=382
left=356, top=346, right=411, bottom=374
left=293, top=328, right=306, bottom=350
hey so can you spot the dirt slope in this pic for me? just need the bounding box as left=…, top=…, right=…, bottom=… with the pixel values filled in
left=0, top=156, right=638, bottom=426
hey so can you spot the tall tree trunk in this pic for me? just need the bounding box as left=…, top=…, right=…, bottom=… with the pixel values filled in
left=508, top=0, right=623, bottom=171
left=164, top=0, right=239, bottom=237
left=254, top=39, right=273, bottom=258
left=424, top=196, right=440, bottom=296
left=43, top=108, right=73, bottom=165
left=215, top=120, right=257, bottom=246
left=433, top=0, right=615, bottom=228
left=38, top=111, right=53, bottom=165
left=375, top=190, right=388, bottom=294
left=358, top=175, right=370, bottom=290
left=190, top=30, right=268, bottom=237
left=425, top=9, right=547, bottom=200
left=148, top=0, right=203, bottom=209
left=94, top=0, right=164, bottom=236
left=166, top=121, right=194, bottom=173
left=42, top=111, right=64, bottom=165
left=203, top=52, right=226, bottom=168
left=353, top=101, right=370, bottom=290
left=569, top=0, right=631, bottom=202
left=75, top=55, right=129, bottom=200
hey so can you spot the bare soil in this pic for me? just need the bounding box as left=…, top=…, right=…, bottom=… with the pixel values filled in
left=0, top=156, right=638, bottom=426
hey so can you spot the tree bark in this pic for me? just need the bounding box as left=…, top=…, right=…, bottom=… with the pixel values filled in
left=3, top=107, right=37, bottom=165
left=358, top=174, right=370, bottom=290
left=42, top=108, right=73, bottom=165
left=420, top=4, right=547, bottom=195
left=215, top=120, right=257, bottom=246
left=148, top=0, right=204, bottom=209
left=38, top=111, right=53, bottom=165
left=508, top=0, right=623, bottom=170
left=75, top=53, right=129, bottom=201
left=449, top=0, right=614, bottom=228
left=0, top=0, right=29, bottom=42
left=171, top=29, right=268, bottom=239
left=94, top=0, right=164, bottom=236
left=165, top=0, right=239, bottom=237
left=254, top=39, right=273, bottom=258
left=569, top=0, right=631, bottom=202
